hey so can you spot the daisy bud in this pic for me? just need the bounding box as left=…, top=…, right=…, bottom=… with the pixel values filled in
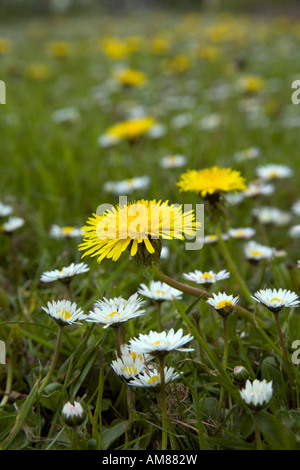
left=62, top=401, right=85, bottom=427
left=233, top=365, right=250, bottom=383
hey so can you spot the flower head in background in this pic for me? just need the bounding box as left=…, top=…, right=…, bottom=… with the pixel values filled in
left=183, top=269, right=230, bottom=286
left=244, top=241, right=274, bottom=263
left=128, top=367, right=180, bottom=389
left=240, top=379, right=273, bottom=410
left=79, top=199, right=198, bottom=265
left=228, top=227, right=256, bottom=239
left=98, top=116, right=157, bottom=146
left=114, top=68, right=147, bottom=87
left=160, top=154, right=187, bottom=169
left=177, top=166, right=247, bottom=201
left=52, top=107, right=80, bottom=124
left=289, top=225, right=300, bottom=239
left=206, top=292, right=239, bottom=317
left=138, top=281, right=182, bottom=302
left=0, top=202, right=13, bottom=218
left=42, top=300, right=85, bottom=326
left=251, top=288, right=300, bottom=313
left=40, top=262, right=89, bottom=283
left=292, top=200, right=300, bottom=216
left=86, top=293, right=146, bottom=328
left=103, top=176, right=150, bottom=195
left=129, top=328, right=194, bottom=358
left=0, top=216, right=24, bottom=234
left=243, top=182, right=274, bottom=198
left=253, top=207, right=292, bottom=226
left=233, top=146, right=260, bottom=162
left=50, top=225, right=83, bottom=239
left=256, top=164, right=293, bottom=181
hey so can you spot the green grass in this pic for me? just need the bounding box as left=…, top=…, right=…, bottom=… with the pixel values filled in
left=0, top=7, right=300, bottom=450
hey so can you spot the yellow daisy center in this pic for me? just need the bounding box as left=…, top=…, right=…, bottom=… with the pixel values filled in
left=157, top=290, right=166, bottom=295
left=147, top=375, right=159, bottom=384
left=105, top=311, right=120, bottom=319
left=217, top=300, right=233, bottom=309
left=270, top=298, right=283, bottom=304
left=123, top=367, right=137, bottom=375
left=202, top=272, right=214, bottom=279
left=61, top=310, right=71, bottom=321
left=251, top=250, right=263, bottom=257
left=62, top=226, right=75, bottom=235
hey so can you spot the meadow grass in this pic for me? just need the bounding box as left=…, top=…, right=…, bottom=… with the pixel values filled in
left=0, top=7, right=300, bottom=450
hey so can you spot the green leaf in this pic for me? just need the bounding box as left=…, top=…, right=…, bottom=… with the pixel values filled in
left=40, top=383, right=63, bottom=412
left=255, top=414, right=298, bottom=450
left=102, top=420, right=128, bottom=450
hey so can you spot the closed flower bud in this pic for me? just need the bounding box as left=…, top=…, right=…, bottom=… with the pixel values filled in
left=62, top=401, right=85, bottom=427
left=233, top=365, right=250, bottom=383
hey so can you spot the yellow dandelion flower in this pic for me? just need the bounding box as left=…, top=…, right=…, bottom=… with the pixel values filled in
left=238, top=75, right=265, bottom=93
left=101, top=38, right=129, bottom=59
left=177, top=166, right=247, bottom=199
left=26, top=63, right=51, bottom=80
left=105, top=116, right=156, bottom=142
left=47, top=41, right=73, bottom=58
left=79, top=199, right=198, bottom=264
left=0, top=38, right=13, bottom=54
left=115, top=68, right=147, bottom=87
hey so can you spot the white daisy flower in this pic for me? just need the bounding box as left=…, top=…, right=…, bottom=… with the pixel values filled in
left=199, top=113, right=222, bottom=130
left=128, top=328, right=194, bottom=357
left=244, top=241, right=274, bottom=262
left=138, top=281, right=182, bottom=302
left=62, top=401, right=85, bottom=426
left=240, top=379, right=273, bottom=410
left=171, top=113, right=193, bottom=129
left=243, top=182, right=275, bottom=198
left=233, top=146, right=260, bottom=162
left=160, top=246, right=170, bottom=259
left=292, top=200, right=300, bottom=216
left=256, top=164, right=293, bottom=181
left=42, top=300, right=86, bottom=326
left=289, top=225, right=300, bottom=238
left=183, top=269, right=230, bottom=285
left=111, top=354, right=149, bottom=381
left=159, top=154, right=187, bottom=169
left=224, top=192, right=245, bottom=206
left=297, top=260, right=300, bottom=269
left=98, top=133, right=121, bottom=148
left=86, top=293, right=146, bottom=328
left=228, top=227, right=256, bottom=239
left=103, top=176, right=150, bottom=195
left=251, top=288, right=300, bottom=313
left=1, top=216, right=24, bottom=233
left=253, top=207, right=292, bottom=226
left=147, top=123, right=166, bottom=139
left=206, top=292, right=239, bottom=317
left=49, top=224, right=83, bottom=238
left=40, top=262, right=89, bottom=283
left=52, top=107, right=80, bottom=124
left=128, top=367, right=180, bottom=388
left=0, top=202, right=13, bottom=218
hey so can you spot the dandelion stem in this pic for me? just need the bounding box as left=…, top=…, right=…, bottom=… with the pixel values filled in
left=151, top=264, right=281, bottom=356
left=273, top=311, right=296, bottom=408
left=158, top=356, right=168, bottom=450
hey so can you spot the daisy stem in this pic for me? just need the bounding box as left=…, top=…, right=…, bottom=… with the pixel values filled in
left=219, top=316, right=229, bottom=411
left=254, top=421, right=263, bottom=450
left=273, top=312, right=296, bottom=408
left=158, top=356, right=168, bottom=451
left=38, top=325, right=63, bottom=396
left=71, top=427, right=78, bottom=450
left=214, top=223, right=253, bottom=306
left=93, top=347, right=104, bottom=449
left=156, top=301, right=162, bottom=332
left=115, top=325, right=124, bottom=358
